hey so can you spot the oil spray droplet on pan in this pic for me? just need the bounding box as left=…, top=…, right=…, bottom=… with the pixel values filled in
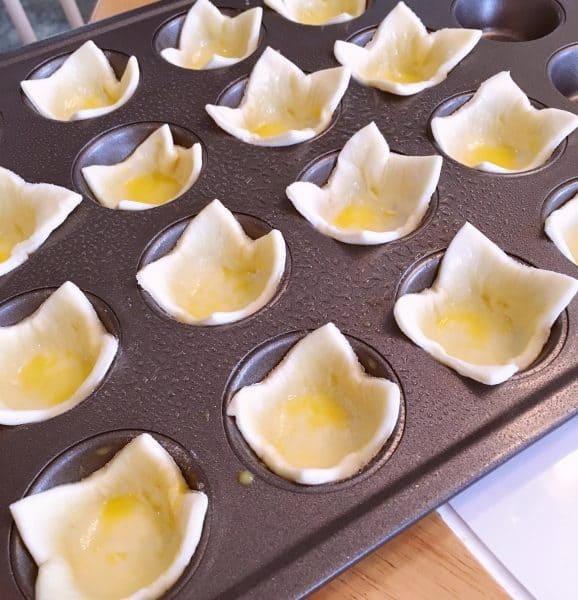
left=238, top=470, right=254, bottom=486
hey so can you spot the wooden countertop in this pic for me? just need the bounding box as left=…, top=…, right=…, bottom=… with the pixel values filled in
left=89, top=2, right=509, bottom=597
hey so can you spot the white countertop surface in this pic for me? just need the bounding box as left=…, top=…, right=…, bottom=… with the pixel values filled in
left=440, top=414, right=578, bottom=600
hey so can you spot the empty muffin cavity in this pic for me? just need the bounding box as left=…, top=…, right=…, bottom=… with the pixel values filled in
left=548, top=44, right=578, bottom=103
left=452, top=0, right=563, bottom=42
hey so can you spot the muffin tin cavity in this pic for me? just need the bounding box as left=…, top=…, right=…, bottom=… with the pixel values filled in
left=429, top=90, right=568, bottom=173
left=548, top=44, right=578, bottom=102
left=334, top=3, right=481, bottom=96
left=72, top=122, right=205, bottom=209
left=22, top=44, right=138, bottom=121
left=345, top=25, right=376, bottom=47
left=216, top=74, right=343, bottom=139
left=25, top=48, right=130, bottom=83
left=138, top=210, right=290, bottom=324
left=0, top=286, right=120, bottom=338
left=209, top=48, right=347, bottom=145
left=154, top=4, right=265, bottom=69
left=223, top=330, right=405, bottom=493
left=542, top=178, right=578, bottom=222
left=9, top=429, right=210, bottom=600
left=543, top=178, right=578, bottom=265
left=396, top=249, right=569, bottom=378
left=0, top=285, right=119, bottom=424
left=292, top=140, right=440, bottom=244
left=452, top=0, right=563, bottom=42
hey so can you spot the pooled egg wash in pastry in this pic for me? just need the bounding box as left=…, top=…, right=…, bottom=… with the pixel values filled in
left=264, top=0, right=365, bottom=25
left=295, top=0, right=363, bottom=25
left=186, top=37, right=245, bottom=69
left=333, top=204, right=396, bottom=230
left=13, top=349, right=93, bottom=409
left=0, top=281, right=118, bottom=425
left=176, top=261, right=270, bottom=320
left=227, top=323, right=401, bottom=484
left=245, top=102, right=323, bottom=139
left=331, top=187, right=398, bottom=231
left=10, top=434, right=208, bottom=599
left=62, top=86, right=114, bottom=114
left=426, top=295, right=525, bottom=365
left=461, top=142, right=520, bottom=170
left=256, top=380, right=386, bottom=469
left=123, top=171, right=182, bottom=205
left=55, top=491, right=181, bottom=598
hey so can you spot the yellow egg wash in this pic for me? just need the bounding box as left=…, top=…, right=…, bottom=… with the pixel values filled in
left=283, top=391, right=349, bottom=430
left=188, top=48, right=211, bottom=69
left=296, top=0, right=359, bottom=24
left=78, top=95, right=108, bottom=110
left=432, top=295, right=518, bottom=364
left=0, top=219, right=33, bottom=262
left=100, top=494, right=143, bottom=527
left=68, top=492, right=180, bottom=598
left=436, top=308, right=495, bottom=345
left=188, top=38, right=244, bottom=69
left=0, top=240, right=14, bottom=262
left=123, top=172, right=181, bottom=205
left=62, top=86, right=117, bottom=117
left=370, top=43, right=440, bottom=85
left=250, top=120, right=291, bottom=138
left=333, top=202, right=397, bottom=230
left=17, top=349, right=93, bottom=408
left=379, top=61, right=431, bottom=84
left=184, top=263, right=267, bottom=319
left=237, top=470, right=254, bottom=486
left=259, top=383, right=379, bottom=469
left=249, top=103, right=323, bottom=138
left=464, top=143, right=519, bottom=170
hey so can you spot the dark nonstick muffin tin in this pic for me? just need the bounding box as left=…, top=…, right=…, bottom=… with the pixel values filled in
left=1, top=0, right=577, bottom=598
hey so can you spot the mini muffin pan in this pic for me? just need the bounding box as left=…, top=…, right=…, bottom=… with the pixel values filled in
left=0, top=0, right=577, bottom=598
